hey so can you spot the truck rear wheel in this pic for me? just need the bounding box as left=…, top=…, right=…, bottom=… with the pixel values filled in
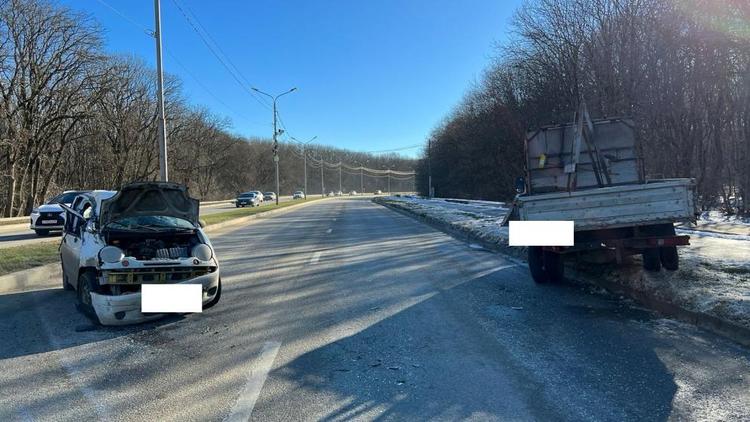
left=642, top=248, right=662, bottom=271
left=528, top=247, right=548, bottom=283
left=660, top=246, right=679, bottom=271
left=528, top=247, right=564, bottom=283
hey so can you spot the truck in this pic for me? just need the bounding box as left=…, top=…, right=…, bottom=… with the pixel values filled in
left=505, top=105, right=698, bottom=283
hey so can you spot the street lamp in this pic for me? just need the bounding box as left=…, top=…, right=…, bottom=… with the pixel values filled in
left=291, top=135, right=317, bottom=200
left=382, top=165, right=392, bottom=195
left=251, top=86, right=297, bottom=205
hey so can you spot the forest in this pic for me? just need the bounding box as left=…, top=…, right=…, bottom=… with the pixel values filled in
left=417, top=0, right=749, bottom=215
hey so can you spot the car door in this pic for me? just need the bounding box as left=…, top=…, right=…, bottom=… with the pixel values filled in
left=60, top=196, right=87, bottom=286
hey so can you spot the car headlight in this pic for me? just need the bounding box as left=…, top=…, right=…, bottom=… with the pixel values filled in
left=31, top=208, right=39, bottom=215
left=100, top=246, right=125, bottom=263
left=192, top=244, right=213, bottom=261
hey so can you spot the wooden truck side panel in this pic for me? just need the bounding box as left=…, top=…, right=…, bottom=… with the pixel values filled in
left=517, top=179, right=696, bottom=231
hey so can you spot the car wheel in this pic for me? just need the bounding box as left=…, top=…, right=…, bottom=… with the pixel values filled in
left=203, top=279, right=221, bottom=310
left=544, top=250, right=564, bottom=282
left=35, top=229, right=50, bottom=236
left=76, top=271, right=101, bottom=324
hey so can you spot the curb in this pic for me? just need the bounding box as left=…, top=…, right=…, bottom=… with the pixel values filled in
left=374, top=197, right=750, bottom=348
left=0, top=198, right=331, bottom=295
left=0, top=263, right=61, bottom=294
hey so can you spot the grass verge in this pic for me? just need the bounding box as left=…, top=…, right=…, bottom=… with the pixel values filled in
left=202, top=197, right=322, bottom=226
left=0, top=241, right=59, bottom=276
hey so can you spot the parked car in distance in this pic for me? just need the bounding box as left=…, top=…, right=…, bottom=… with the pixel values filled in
left=349, top=190, right=358, bottom=196
left=59, top=182, right=221, bottom=325
left=30, top=190, right=89, bottom=236
left=293, top=191, right=306, bottom=199
left=263, top=192, right=276, bottom=201
left=328, top=191, right=335, bottom=197
left=375, top=190, right=383, bottom=195
left=336, top=190, right=343, bottom=196
left=235, top=192, right=262, bottom=207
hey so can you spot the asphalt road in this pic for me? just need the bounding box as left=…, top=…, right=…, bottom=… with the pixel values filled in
left=0, top=197, right=294, bottom=249
left=0, top=198, right=748, bottom=421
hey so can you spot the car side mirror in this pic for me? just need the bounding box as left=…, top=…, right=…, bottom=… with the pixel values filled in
left=515, top=176, right=526, bottom=194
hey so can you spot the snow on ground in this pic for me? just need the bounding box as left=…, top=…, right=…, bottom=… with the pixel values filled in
left=385, top=195, right=750, bottom=331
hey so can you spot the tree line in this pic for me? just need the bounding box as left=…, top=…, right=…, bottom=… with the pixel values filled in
left=417, top=0, right=750, bottom=215
left=0, top=0, right=414, bottom=217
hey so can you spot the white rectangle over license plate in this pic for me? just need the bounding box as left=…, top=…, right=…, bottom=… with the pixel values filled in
left=509, top=221, right=575, bottom=246
left=41, top=219, right=57, bottom=224
left=141, top=284, right=202, bottom=313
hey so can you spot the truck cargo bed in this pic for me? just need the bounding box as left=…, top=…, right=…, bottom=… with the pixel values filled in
left=516, top=179, right=696, bottom=231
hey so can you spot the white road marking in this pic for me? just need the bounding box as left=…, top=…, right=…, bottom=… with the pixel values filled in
left=225, top=341, right=282, bottom=422
left=326, top=228, right=332, bottom=234
left=309, top=251, right=322, bottom=264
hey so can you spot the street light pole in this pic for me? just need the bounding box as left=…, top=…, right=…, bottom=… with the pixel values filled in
left=360, top=166, right=364, bottom=194
left=154, top=0, right=168, bottom=181
left=252, top=87, right=297, bottom=205
left=320, top=158, right=325, bottom=198
left=338, top=162, right=342, bottom=193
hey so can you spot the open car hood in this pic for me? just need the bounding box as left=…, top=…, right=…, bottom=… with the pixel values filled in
left=100, top=182, right=199, bottom=228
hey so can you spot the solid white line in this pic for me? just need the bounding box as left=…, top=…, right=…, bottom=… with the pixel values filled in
left=225, top=341, right=282, bottom=422
left=309, top=251, right=322, bottom=264
left=326, top=228, right=332, bottom=234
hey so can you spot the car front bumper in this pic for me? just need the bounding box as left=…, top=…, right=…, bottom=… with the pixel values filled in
left=90, top=271, right=220, bottom=326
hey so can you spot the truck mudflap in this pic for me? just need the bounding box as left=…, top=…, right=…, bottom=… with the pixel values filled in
left=90, top=272, right=220, bottom=326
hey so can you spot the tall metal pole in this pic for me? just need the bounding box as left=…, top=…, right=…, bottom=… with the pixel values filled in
left=387, top=170, right=391, bottom=194
left=320, top=159, right=325, bottom=198
left=154, top=0, right=168, bottom=182
left=252, top=87, right=296, bottom=205
left=428, top=138, right=433, bottom=198
left=338, top=163, right=342, bottom=193
left=303, top=146, right=307, bottom=200
left=272, top=99, right=279, bottom=205
left=360, top=167, right=363, bottom=194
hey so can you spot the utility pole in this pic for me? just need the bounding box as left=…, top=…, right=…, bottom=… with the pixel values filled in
left=320, top=159, right=325, bottom=198
left=428, top=137, right=433, bottom=198
left=291, top=136, right=316, bottom=200
left=252, top=87, right=297, bottom=205
left=154, top=0, right=168, bottom=181
left=360, top=166, right=364, bottom=194
left=338, top=162, right=342, bottom=193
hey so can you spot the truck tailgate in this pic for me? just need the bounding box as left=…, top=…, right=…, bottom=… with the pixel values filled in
left=517, top=179, right=696, bottom=231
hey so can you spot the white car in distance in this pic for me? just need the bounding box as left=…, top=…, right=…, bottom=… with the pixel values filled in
left=30, top=190, right=88, bottom=236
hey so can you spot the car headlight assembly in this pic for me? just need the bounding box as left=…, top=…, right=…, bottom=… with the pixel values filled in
left=100, top=246, right=125, bottom=263
left=192, top=244, right=213, bottom=261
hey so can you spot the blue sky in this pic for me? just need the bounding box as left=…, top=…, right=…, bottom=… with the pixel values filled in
left=63, top=0, right=521, bottom=157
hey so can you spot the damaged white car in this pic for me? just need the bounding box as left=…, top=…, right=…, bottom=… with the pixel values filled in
left=60, top=182, right=221, bottom=325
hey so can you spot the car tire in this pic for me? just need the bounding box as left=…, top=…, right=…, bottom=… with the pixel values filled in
left=76, top=271, right=101, bottom=324
left=35, top=229, right=50, bottom=236
left=203, top=279, right=221, bottom=310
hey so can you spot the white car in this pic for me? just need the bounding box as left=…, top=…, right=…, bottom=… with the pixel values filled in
left=349, top=191, right=358, bottom=196
left=60, top=182, right=221, bottom=325
left=30, top=190, right=88, bottom=236
left=263, top=192, right=276, bottom=201
left=293, top=191, right=305, bottom=199
left=375, top=190, right=383, bottom=195
left=336, top=190, right=343, bottom=196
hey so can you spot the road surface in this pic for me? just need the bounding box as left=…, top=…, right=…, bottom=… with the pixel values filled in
left=0, top=197, right=294, bottom=249
left=0, top=198, right=747, bottom=421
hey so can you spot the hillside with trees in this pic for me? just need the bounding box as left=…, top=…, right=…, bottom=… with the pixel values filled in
left=418, top=0, right=749, bottom=215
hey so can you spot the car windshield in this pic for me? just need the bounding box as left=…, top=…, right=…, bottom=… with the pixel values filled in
left=264, top=192, right=273, bottom=196
left=239, top=193, right=255, bottom=198
left=108, top=215, right=195, bottom=231
left=48, top=191, right=80, bottom=204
